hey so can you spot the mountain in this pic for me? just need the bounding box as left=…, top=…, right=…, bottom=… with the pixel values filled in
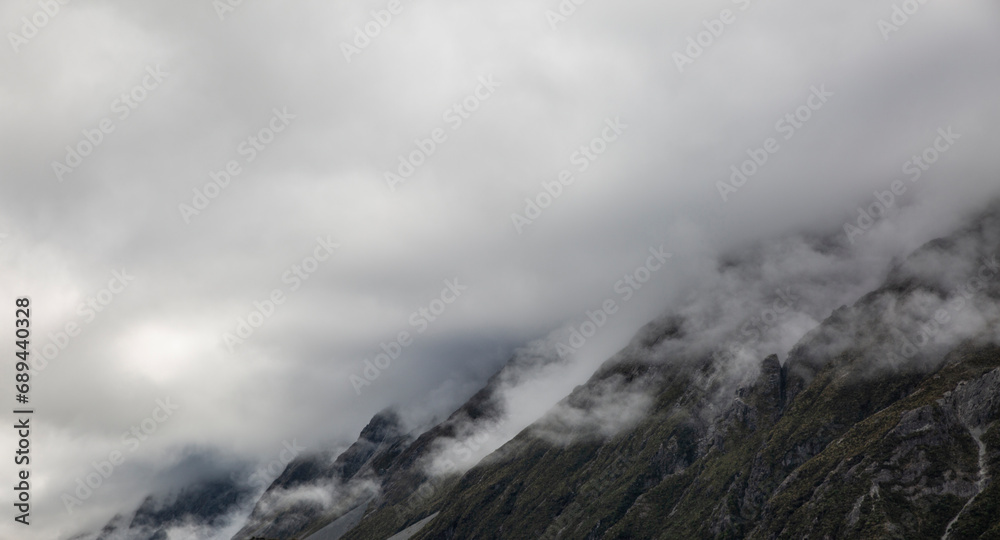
left=75, top=205, right=1000, bottom=540
left=229, top=409, right=410, bottom=540
left=229, top=336, right=564, bottom=540
left=339, top=206, right=1000, bottom=539
left=69, top=454, right=258, bottom=540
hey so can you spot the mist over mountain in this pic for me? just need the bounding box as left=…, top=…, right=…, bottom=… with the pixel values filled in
left=3, top=1, right=1000, bottom=540
left=67, top=200, right=1000, bottom=539
left=337, top=202, right=1000, bottom=539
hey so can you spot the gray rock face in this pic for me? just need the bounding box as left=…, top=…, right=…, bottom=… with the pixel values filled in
left=944, top=367, right=1000, bottom=429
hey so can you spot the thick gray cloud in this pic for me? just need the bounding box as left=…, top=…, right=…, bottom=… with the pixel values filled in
left=1, top=0, right=999, bottom=537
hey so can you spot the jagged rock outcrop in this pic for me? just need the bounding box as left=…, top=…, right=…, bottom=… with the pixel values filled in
left=229, top=341, right=565, bottom=540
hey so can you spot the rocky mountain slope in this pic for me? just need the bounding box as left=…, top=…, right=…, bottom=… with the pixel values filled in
left=230, top=338, right=564, bottom=540
left=75, top=206, right=1000, bottom=540
left=339, top=206, right=1000, bottom=539
left=229, top=408, right=413, bottom=540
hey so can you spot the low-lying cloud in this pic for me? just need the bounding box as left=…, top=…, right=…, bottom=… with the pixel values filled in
left=2, top=0, right=1000, bottom=538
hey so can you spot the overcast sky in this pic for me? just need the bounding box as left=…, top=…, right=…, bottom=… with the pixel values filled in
left=2, top=0, right=1000, bottom=538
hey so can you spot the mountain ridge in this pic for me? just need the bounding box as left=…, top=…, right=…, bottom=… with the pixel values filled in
left=74, top=203, right=1000, bottom=540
